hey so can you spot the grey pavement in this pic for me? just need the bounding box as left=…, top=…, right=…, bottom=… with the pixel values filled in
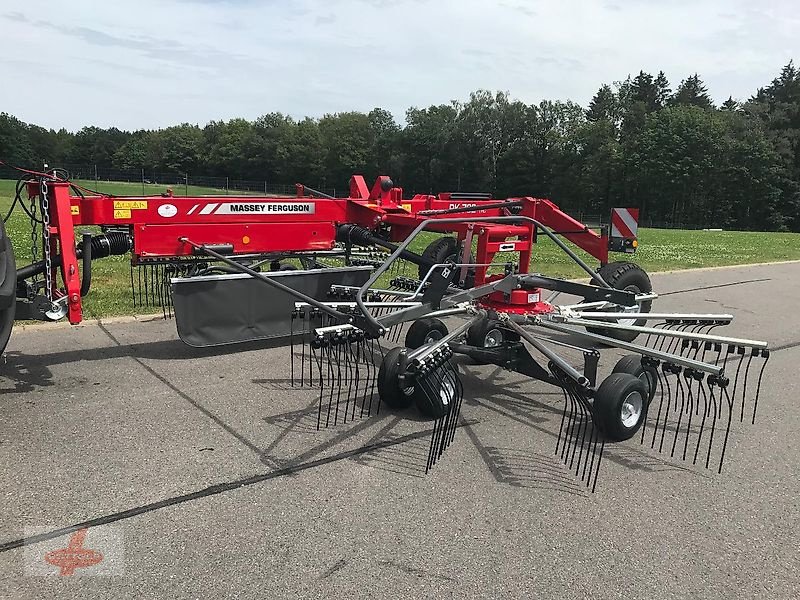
left=1, top=263, right=799, bottom=599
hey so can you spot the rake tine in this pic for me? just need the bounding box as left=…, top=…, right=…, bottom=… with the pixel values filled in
left=425, top=370, right=451, bottom=463
left=332, top=340, right=344, bottom=426
left=446, top=362, right=465, bottom=448
left=325, top=340, right=336, bottom=428
left=670, top=375, right=687, bottom=458
left=751, top=350, right=770, bottom=425
left=717, top=387, right=735, bottom=473
left=555, top=386, right=569, bottom=456
left=638, top=358, right=659, bottom=444
left=439, top=363, right=462, bottom=455
left=314, top=339, right=325, bottom=431
left=560, top=383, right=578, bottom=462
left=729, top=346, right=746, bottom=420
left=425, top=411, right=441, bottom=474
left=569, top=387, right=588, bottom=471
left=739, top=351, right=755, bottom=422
left=681, top=374, right=697, bottom=460
left=590, top=433, right=605, bottom=493
left=657, top=366, right=675, bottom=453
left=361, top=339, right=374, bottom=417
left=691, top=381, right=709, bottom=464
left=419, top=370, right=446, bottom=462
left=573, top=388, right=592, bottom=476
left=373, top=341, right=385, bottom=416
left=704, top=381, right=720, bottom=469
left=650, top=366, right=669, bottom=449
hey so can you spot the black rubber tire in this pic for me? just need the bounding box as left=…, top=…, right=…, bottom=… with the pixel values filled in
left=466, top=317, right=519, bottom=348
left=405, top=318, right=448, bottom=350
left=377, top=347, right=415, bottom=410
left=612, top=354, right=658, bottom=402
left=592, top=373, right=648, bottom=441
left=0, top=220, right=16, bottom=355
left=418, top=237, right=475, bottom=288
left=585, top=261, right=652, bottom=343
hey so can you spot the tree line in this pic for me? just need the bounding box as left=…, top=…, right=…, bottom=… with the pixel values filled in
left=1, top=62, right=798, bottom=231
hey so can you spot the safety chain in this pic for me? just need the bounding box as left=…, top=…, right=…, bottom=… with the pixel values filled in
left=40, top=179, right=54, bottom=301
left=29, top=184, right=39, bottom=272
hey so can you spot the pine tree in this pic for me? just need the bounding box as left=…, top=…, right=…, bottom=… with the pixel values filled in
left=670, top=74, right=714, bottom=109
left=721, top=96, right=740, bottom=112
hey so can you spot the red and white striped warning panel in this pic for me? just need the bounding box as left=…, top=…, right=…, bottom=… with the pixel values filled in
left=610, top=208, right=639, bottom=239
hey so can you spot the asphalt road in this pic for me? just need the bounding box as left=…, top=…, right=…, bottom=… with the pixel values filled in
left=1, top=262, right=799, bottom=599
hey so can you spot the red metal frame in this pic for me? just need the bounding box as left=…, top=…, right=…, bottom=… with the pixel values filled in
left=27, top=175, right=613, bottom=325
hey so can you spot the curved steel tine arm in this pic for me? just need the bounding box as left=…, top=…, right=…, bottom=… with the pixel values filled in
left=561, top=292, right=658, bottom=311
left=375, top=303, right=472, bottom=329
left=561, top=316, right=768, bottom=350
left=572, top=312, right=733, bottom=322
left=537, top=319, right=725, bottom=375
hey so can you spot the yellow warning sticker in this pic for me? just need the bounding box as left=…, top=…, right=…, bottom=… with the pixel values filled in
left=400, top=203, right=412, bottom=212
left=113, top=200, right=148, bottom=210
left=70, top=205, right=80, bottom=216
left=113, top=209, right=132, bottom=219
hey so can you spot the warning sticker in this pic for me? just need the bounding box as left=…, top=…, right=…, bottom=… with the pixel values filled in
left=113, top=209, right=131, bottom=219
left=113, top=200, right=148, bottom=210
left=400, top=203, right=412, bottom=212
left=70, top=205, right=80, bottom=216
left=215, top=202, right=315, bottom=215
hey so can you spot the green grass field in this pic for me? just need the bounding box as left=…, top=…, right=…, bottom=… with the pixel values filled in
left=2, top=178, right=800, bottom=319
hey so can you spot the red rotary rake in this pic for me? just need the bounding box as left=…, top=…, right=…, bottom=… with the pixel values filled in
left=0, top=165, right=770, bottom=491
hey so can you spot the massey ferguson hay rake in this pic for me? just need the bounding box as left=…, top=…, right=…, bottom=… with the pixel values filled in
left=0, top=164, right=770, bottom=491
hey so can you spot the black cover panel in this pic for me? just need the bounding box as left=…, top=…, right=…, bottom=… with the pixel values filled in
left=172, top=266, right=372, bottom=347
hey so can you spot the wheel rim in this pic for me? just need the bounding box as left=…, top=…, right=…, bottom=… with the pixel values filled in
left=616, top=285, right=641, bottom=327
left=424, top=330, right=444, bottom=344
left=439, top=375, right=455, bottom=407
left=620, top=391, right=644, bottom=428
left=484, top=328, right=503, bottom=348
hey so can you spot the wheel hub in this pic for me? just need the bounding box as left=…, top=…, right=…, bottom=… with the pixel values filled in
left=424, top=330, right=444, bottom=344
left=484, top=328, right=503, bottom=348
left=620, top=391, right=643, bottom=428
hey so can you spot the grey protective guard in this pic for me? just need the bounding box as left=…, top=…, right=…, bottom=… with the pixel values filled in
left=171, top=266, right=372, bottom=347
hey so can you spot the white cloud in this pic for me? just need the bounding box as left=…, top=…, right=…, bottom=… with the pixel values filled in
left=0, top=0, right=796, bottom=130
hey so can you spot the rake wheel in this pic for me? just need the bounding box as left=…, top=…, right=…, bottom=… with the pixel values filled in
left=592, top=372, right=648, bottom=441
left=584, top=261, right=652, bottom=343
left=377, top=347, right=416, bottom=410
left=612, top=354, right=658, bottom=402
left=465, top=317, right=520, bottom=365
left=405, top=317, right=448, bottom=350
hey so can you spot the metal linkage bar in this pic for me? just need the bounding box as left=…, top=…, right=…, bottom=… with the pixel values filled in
left=502, top=318, right=591, bottom=388
left=536, top=319, right=725, bottom=375
left=518, top=274, right=636, bottom=306
left=562, top=317, right=768, bottom=349
left=572, top=312, right=734, bottom=321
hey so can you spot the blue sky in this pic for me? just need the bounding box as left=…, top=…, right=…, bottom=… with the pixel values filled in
left=0, top=0, right=796, bottom=130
